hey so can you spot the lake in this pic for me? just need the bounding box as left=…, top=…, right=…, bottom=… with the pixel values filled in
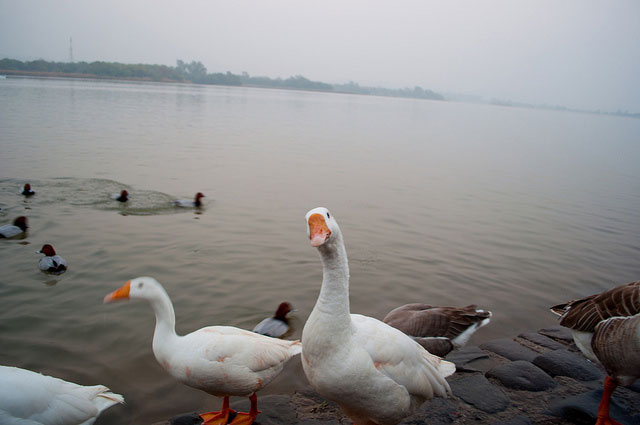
left=0, top=77, right=639, bottom=424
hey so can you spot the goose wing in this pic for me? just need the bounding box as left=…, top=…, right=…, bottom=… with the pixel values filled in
left=551, top=281, right=640, bottom=332
left=350, top=314, right=454, bottom=399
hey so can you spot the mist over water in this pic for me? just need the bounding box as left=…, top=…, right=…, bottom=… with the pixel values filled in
left=1, top=77, right=639, bottom=424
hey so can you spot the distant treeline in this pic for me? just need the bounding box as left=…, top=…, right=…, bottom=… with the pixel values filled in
left=0, top=58, right=445, bottom=101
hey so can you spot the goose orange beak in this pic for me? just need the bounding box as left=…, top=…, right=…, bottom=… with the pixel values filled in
left=104, top=281, right=131, bottom=303
left=308, top=213, right=331, bottom=247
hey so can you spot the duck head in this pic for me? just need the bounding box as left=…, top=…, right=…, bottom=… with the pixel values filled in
left=305, top=207, right=340, bottom=248
left=14, top=216, right=28, bottom=232
left=275, top=302, right=295, bottom=320
left=194, top=192, right=205, bottom=206
left=36, top=244, right=57, bottom=257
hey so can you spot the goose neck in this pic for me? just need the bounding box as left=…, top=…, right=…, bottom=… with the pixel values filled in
left=316, top=237, right=350, bottom=318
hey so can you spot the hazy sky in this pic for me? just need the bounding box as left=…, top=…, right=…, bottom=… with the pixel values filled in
left=1, top=0, right=639, bottom=112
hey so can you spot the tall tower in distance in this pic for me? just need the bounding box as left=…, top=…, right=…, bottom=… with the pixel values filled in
left=69, top=37, right=74, bottom=63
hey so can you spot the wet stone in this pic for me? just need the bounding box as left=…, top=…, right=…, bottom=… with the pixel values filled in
left=399, top=398, right=460, bottom=425
left=532, top=349, right=602, bottom=381
left=449, top=374, right=510, bottom=414
left=518, top=332, right=566, bottom=350
left=168, top=412, right=202, bottom=425
left=446, top=346, right=492, bottom=372
left=480, top=338, right=538, bottom=362
left=538, top=326, right=573, bottom=342
left=492, top=415, right=532, bottom=425
left=548, top=388, right=639, bottom=425
left=486, top=360, right=556, bottom=391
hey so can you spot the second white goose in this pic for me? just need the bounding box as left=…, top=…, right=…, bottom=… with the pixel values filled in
left=301, top=207, right=455, bottom=425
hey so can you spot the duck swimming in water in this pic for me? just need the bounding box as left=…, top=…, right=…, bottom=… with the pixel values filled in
left=21, top=183, right=35, bottom=197
left=0, top=216, right=28, bottom=239
left=173, top=192, right=205, bottom=208
left=36, top=244, right=68, bottom=275
left=111, top=190, right=129, bottom=202
left=253, top=302, right=295, bottom=338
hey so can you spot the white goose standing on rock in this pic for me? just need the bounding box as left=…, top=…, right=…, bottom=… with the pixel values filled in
left=302, top=207, right=455, bottom=425
left=104, top=277, right=301, bottom=425
left=551, top=281, right=640, bottom=425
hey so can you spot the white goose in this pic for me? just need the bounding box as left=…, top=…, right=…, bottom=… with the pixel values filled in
left=302, top=207, right=455, bottom=425
left=104, top=277, right=301, bottom=425
left=551, top=281, right=640, bottom=425
left=0, top=365, right=123, bottom=425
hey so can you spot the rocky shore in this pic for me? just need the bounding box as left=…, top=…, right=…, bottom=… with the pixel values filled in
left=160, top=326, right=639, bottom=425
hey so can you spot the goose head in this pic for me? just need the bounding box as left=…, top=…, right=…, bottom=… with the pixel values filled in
left=305, top=207, right=341, bottom=248
left=104, top=276, right=166, bottom=303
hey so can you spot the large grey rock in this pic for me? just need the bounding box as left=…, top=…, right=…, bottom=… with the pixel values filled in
left=480, top=339, right=538, bottom=361
left=449, top=374, right=509, bottom=413
left=446, top=346, right=491, bottom=372
left=492, top=416, right=532, bottom=425
left=169, top=412, right=202, bottom=425
left=548, top=388, right=639, bottom=425
left=518, top=332, right=566, bottom=350
left=486, top=360, right=556, bottom=391
left=399, top=398, right=460, bottom=425
left=533, top=349, right=602, bottom=381
left=538, top=326, right=573, bottom=342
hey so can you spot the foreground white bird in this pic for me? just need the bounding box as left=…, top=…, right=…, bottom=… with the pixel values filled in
left=104, top=277, right=301, bottom=425
left=302, top=207, right=455, bottom=425
left=383, top=304, right=492, bottom=357
left=0, top=365, right=124, bottom=425
left=551, top=281, right=640, bottom=425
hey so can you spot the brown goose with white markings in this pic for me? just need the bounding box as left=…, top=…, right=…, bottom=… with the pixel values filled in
left=383, top=304, right=491, bottom=357
left=551, top=281, right=640, bottom=425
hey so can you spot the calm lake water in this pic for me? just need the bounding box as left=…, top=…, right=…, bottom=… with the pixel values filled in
left=1, top=77, right=639, bottom=424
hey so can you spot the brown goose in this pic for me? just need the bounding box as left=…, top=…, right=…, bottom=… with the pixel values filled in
left=383, top=304, right=492, bottom=357
left=551, top=281, right=640, bottom=425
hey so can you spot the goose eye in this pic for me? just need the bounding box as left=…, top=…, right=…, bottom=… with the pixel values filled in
left=327, top=212, right=330, bottom=218
left=138, top=282, right=144, bottom=289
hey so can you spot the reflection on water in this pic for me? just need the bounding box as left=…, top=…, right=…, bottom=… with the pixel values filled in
left=0, top=77, right=639, bottom=424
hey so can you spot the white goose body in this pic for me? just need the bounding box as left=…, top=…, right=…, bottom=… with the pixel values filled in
left=302, top=208, right=455, bottom=425
left=0, top=365, right=123, bottom=425
left=104, top=277, right=301, bottom=423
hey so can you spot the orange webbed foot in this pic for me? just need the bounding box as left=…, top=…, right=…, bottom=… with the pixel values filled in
left=595, top=417, right=623, bottom=425
left=227, top=392, right=260, bottom=424
left=227, top=411, right=259, bottom=425
left=200, top=410, right=234, bottom=425
left=200, top=396, right=234, bottom=425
